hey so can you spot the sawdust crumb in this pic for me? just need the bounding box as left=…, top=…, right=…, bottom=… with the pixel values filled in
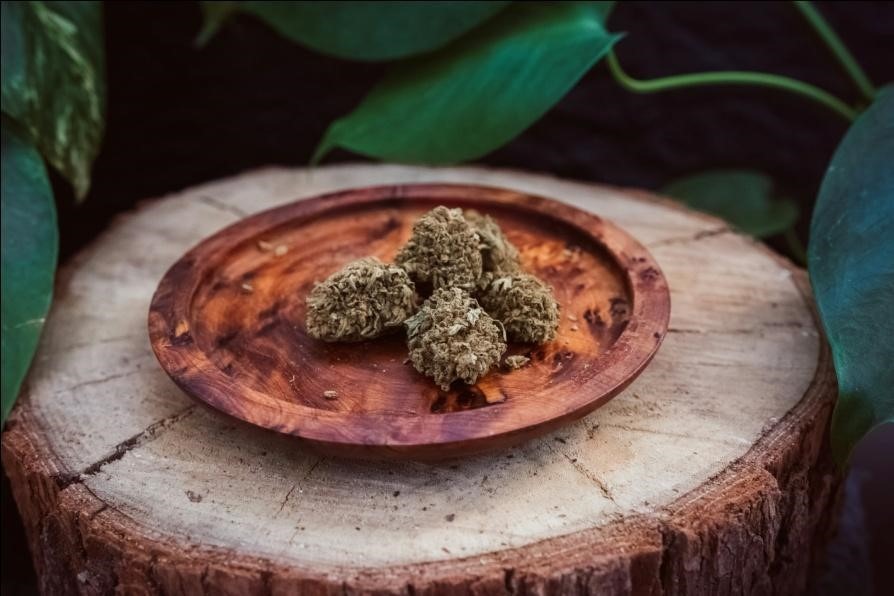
left=504, top=355, right=531, bottom=370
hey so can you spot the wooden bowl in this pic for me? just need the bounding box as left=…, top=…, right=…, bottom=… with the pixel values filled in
left=148, top=184, right=670, bottom=460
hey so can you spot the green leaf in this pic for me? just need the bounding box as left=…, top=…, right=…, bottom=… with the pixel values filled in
left=1, top=119, right=58, bottom=425
left=662, top=170, right=799, bottom=238
left=198, top=1, right=509, bottom=61
left=313, top=2, right=620, bottom=164
left=808, top=85, right=894, bottom=464
left=1, top=0, right=105, bottom=199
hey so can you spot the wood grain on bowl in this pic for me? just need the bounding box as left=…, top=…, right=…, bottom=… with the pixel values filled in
left=148, top=184, right=670, bottom=459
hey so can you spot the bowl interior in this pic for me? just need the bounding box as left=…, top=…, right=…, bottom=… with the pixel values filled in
left=187, top=199, right=631, bottom=416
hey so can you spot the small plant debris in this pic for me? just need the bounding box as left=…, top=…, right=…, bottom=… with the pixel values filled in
left=305, top=207, right=560, bottom=390
left=504, top=354, right=531, bottom=370
left=257, top=240, right=288, bottom=256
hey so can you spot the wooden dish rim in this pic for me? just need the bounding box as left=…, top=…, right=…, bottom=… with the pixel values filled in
left=148, top=184, right=671, bottom=454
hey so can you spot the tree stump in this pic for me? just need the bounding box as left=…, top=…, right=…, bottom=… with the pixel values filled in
left=2, top=165, right=839, bottom=595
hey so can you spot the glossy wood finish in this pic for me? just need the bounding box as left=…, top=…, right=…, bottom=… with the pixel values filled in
left=148, top=184, right=670, bottom=459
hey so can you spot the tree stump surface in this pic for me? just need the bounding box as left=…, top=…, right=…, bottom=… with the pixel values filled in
left=2, top=164, right=839, bottom=595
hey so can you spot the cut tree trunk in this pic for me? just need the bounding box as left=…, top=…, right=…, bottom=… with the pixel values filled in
left=2, top=165, right=839, bottom=595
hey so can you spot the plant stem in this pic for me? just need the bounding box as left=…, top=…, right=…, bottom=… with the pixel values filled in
left=784, top=228, right=808, bottom=266
left=606, top=50, right=857, bottom=123
left=793, top=1, right=876, bottom=101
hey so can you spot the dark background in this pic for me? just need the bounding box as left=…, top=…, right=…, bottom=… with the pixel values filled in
left=3, top=1, right=893, bottom=593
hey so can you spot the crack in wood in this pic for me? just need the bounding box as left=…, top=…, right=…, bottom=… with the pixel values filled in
left=302, top=457, right=325, bottom=481
left=599, top=423, right=738, bottom=445
left=45, top=333, right=145, bottom=355
left=649, top=226, right=731, bottom=249
left=276, top=484, right=299, bottom=516
left=63, top=405, right=198, bottom=485
left=59, top=368, right=148, bottom=395
left=87, top=503, right=108, bottom=522
left=199, top=564, right=211, bottom=592
left=503, top=567, right=516, bottom=594
left=657, top=521, right=677, bottom=593
left=72, top=507, right=93, bottom=575
left=145, top=554, right=162, bottom=593
left=197, top=195, right=250, bottom=218
left=275, top=458, right=325, bottom=516
left=552, top=447, right=617, bottom=505
left=668, top=320, right=811, bottom=335
left=260, top=569, right=274, bottom=595
left=685, top=360, right=812, bottom=370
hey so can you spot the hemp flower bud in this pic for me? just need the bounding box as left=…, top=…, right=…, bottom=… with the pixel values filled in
left=306, top=257, right=417, bottom=342
left=464, top=209, right=521, bottom=274
left=478, top=273, right=560, bottom=344
left=395, top=206, right=483, bottom=289
left=405, top=287, right=507, bottom=391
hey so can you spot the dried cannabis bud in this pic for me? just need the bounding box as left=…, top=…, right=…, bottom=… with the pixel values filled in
left=306, top=257, right=417, bottom=342
left=478, top=273, right=560, bottom=344
left=395, top=206, right=483, bottom=289
left=465, top=210, right=521, bottom=274
left=304, top=205, right=560, bottom=390
left=405, top=287, right=507, bottom=390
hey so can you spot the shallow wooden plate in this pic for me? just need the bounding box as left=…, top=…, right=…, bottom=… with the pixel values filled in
left=148, top=184, right=670, bottom=460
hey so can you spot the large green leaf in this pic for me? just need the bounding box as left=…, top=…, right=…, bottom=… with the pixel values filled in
left=808, top=85, right=894, bottom=463
left=197, top=1, right=509, bottom=61
left=313, top=1, right=620, bottom=164
left=1, top=119, right=58, bottom=424
left=1, top=1, right=105, bottom=199
left=662, top=170, right=799, bottom=237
